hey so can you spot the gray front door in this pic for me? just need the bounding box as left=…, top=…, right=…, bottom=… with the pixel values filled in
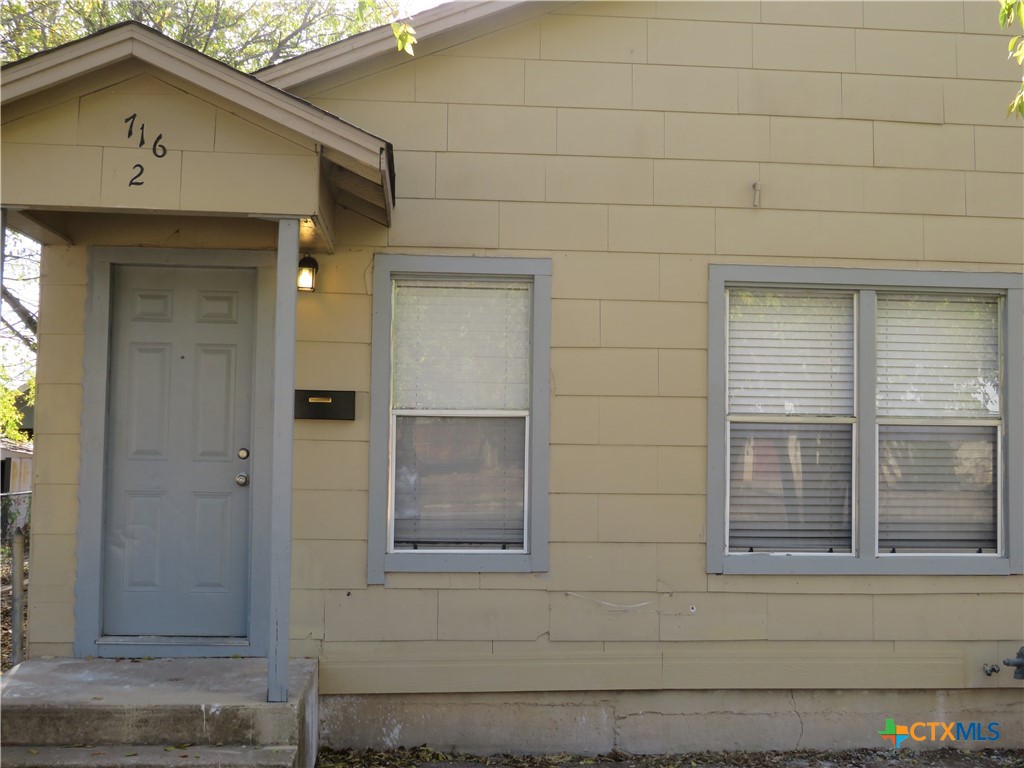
left=103, top=266, right=255, bottom=637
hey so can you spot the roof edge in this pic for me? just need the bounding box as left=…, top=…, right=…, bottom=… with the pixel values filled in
left=2, top=21, right=395, bottom=224
left=2, top=22, right=390, bottom=165
left=256, top=1, right=526, bottom=90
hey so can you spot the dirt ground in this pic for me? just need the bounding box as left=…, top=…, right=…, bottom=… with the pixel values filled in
left=317, top=747, right=1024, bottom=768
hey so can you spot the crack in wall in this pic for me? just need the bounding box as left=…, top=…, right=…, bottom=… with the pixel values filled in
left=790, top=690, right=805, bottom=749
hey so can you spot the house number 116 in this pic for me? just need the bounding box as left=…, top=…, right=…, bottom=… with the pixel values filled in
left=124, top=113, right=168, bottom=186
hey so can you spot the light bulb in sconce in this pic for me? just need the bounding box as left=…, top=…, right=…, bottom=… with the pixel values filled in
left=297, top=255, right=319, bottom=292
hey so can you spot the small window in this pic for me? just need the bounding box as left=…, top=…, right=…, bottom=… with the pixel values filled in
left=368, top=255, right=551, bottom=582
left=707, top=266, right=1023, bottom=575
left=391, top=278, right=530, bottom=551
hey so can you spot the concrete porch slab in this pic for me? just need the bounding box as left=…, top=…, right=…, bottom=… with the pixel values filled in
left=1, top=658, right=315, bottom=706
left=1, top=745, right=298, bottom=768
left=1, top=658, right=318, bottom=768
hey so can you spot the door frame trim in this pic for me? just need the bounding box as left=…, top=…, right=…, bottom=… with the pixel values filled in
left=74, top=247, right=275, bottom=658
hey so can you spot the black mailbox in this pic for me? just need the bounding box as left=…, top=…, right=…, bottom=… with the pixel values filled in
left=294, top=390, right=356, bottom=421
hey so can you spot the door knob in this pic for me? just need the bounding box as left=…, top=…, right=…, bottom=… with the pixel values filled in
left=235, top=473, right=250, bottom=487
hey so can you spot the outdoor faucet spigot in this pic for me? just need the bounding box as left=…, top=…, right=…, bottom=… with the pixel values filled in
left=1003, top=647, right=1024, bottom=680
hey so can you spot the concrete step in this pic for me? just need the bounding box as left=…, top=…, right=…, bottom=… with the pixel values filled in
left=1, top=702, right=299, bottom=747
left=1, top=659, right=318, bottom=768
left=1, top=744, right=298, bottom=768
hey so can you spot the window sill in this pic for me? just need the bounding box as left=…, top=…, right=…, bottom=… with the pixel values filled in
left=382, top=550, right=546, bottom=575
left=711, top=552, right=1014, bottom=576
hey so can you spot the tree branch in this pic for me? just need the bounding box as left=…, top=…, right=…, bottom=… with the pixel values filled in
left=1, top=316, right=37, bottom=353
left=1, top=285, right=38, bottom=337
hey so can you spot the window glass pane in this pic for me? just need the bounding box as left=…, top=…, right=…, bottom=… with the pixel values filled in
left=728, top=423, right=853, bottom=553
left=393, top=416, right=526, bottom=550
left=393, top=280, right=530, bottom=410
left=728, top=288, right=854, bottom=416
left=877, top=293, right=999, bottom=418
left=879, top=425, right=997, bottom=553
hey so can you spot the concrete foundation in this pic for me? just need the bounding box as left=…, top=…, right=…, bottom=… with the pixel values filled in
left=320, top=689, right=1024, bottom=755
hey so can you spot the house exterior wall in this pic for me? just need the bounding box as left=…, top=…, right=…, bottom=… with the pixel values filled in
left=1, top=66, right=320, bottom=216
left=16, top=0, right=1024, bottom=751
left=27, top=243, right=87, bottom=657
left=283, top=1, right=1024, bottom=740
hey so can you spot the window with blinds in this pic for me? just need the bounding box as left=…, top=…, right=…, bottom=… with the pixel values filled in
left=389, top=279, right=531, bottom=551
left=727, top=288, right=855, bottom=553
left=709, top=265, right=1021, bottom=575
left=724, top=285, right=1003, bottom=558
left=876, top=294, right=1000, bottom=554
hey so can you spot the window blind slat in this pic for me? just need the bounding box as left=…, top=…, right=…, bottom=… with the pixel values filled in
left=878, top=424, right=997, bottom=553
left=728, top=423, right=853, bottom=553
left=728, top=288, right=854, bottom=416
left=877, top=294, right=999, bottom=418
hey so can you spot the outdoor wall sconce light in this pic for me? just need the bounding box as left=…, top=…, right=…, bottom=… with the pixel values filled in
left=297, top=255, right=319, bottom=292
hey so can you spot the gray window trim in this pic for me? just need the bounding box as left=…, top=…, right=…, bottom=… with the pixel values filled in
left=368, top=254, right=551, bottom=584
left=707, top=265, right=1024, bottom=576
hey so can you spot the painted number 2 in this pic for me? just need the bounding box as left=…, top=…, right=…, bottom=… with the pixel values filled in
left=124, top=113, right=168, bottom=187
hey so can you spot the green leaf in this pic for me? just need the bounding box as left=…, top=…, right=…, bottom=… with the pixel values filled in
left=1008, top=89, right=1024, bottom=118
left=1003, top=0, right=1024, bottom=27
left=392, top=21, right=416, bottom=55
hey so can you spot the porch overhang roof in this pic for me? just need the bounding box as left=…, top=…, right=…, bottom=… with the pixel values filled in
left=1, top=21, right=395, bottom=229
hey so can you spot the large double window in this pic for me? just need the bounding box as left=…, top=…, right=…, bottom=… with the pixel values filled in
left=368, top=255, right=551, bottom=582
left=707, top=266, right=1023, bottom=575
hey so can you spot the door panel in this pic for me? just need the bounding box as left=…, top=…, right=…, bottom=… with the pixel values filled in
left=193, top=345, right=236, bottom=459
left=123, top=492, right=164, bottom=590
left=127, top=343, right=171, bottom=458
left=190, top=493, right=233, bottom=591
left=103, top=266, right=255, bottom=637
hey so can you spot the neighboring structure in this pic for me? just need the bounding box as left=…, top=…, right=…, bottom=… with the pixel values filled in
left=1, top=0, right=1022, bottom=752
left=1, top=437, right=33, bottom=537
left=0, top=439, right=32, bottom=494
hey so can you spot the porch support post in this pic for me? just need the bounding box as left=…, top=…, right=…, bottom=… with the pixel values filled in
left=268, top=218, right=299, bottom=702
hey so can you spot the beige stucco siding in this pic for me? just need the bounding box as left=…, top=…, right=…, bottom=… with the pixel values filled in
left=287, top=1, right=1023, bottom=695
